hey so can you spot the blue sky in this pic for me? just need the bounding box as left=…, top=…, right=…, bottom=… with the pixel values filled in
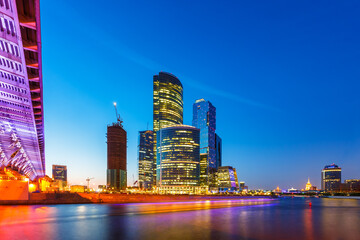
left=41, top=0, right=360, bottom=190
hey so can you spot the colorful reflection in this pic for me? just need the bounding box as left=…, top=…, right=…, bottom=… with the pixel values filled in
left=0, top=198, right=359, bottom=240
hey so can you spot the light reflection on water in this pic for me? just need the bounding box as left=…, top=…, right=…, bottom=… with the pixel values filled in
left=0, top=197, right=359, bottom=240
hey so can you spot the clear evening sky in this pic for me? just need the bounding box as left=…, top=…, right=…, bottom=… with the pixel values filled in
left=42, top=1, right=360, bottom=190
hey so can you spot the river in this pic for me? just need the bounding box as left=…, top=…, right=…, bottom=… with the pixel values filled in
left=0, top=197, right=359, bottom=240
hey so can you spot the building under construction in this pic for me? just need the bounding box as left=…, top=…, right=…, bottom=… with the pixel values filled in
left=106, top=103, right=127, bottom=191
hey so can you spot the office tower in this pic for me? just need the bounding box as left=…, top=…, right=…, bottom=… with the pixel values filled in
left=138, top=130, right=154, bottom=189
left=52, top=165, right=67, bottom=190
left=0, top=0, right=44, bottom=180
left=217, top=166, right=239, bottom=192
left=321, top=164, right=341, bottom=192
left=192, top=99, right=216, bottom=169
left=107, top=120, right=127, bottom=191
left=153, top=72, right=183, bottom=184
left=156, top=125, right=200, bottom=194
left=215, top=133, right=222, bottom=168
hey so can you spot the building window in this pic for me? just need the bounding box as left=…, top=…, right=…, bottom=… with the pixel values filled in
left=9, top=21, right=14, bottom=36
left=4, top=19, right=9, bottom=34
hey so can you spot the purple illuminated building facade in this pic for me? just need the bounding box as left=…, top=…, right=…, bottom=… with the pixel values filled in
left=0, top=0, right=44, bottom=180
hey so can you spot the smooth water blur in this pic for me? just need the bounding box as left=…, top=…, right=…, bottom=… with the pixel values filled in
left=0, top=197, right=359, bottom=240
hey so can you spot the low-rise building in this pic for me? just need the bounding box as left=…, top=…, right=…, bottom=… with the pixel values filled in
left=0, top=167, right=29, bottom=200
left=216, top=166, right=239, bottom=193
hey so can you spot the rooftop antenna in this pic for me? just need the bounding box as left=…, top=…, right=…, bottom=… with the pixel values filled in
left=146, top=122, right=149, bottom=130
left=113, top=102, right=123, bottom=127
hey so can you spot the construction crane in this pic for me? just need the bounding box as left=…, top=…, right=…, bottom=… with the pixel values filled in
left=86, top=177, right=94, bottom=192
left=113, top=102, right=123, bottom=126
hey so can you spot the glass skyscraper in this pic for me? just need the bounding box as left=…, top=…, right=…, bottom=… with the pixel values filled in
left=192, top=99, right=216, bottom=169
left=156, top=125, right=200, bottom=194
left=138, top=130, right=154, bottom=189
left=321, top=164, right=341, bottom=191
left=153, top=72, right=183, bottom=184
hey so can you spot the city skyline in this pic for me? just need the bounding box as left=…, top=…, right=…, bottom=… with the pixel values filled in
left=42, top=1, right=360, bottom=189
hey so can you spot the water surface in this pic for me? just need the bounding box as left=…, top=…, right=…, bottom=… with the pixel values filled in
left=0, top=197, right=359, bottom=240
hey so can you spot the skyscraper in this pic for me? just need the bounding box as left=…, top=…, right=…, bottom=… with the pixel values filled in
left=321, top=164, right=341, bottom=192
left=192, top=99, right=216, bottom=169
left=0, top=0, right=44, bottom=180
left=156, top=125, right=200, bottom=194
left=107, top=120, right=127, bottom=191
left=192, top=99, right=222, bottom=189
left=153, top=72, right=183, bottom=184
left=138, top=130, right=154, bottom=189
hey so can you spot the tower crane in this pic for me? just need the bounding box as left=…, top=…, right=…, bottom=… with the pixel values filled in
left=113, top=102, right=123, bottom=127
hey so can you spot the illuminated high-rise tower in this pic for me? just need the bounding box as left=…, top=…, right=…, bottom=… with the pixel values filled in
left=153, top=72, right=183, bottom=184
left=192, top=99, right=216, bottom=169
left=192, top=99, right=223, bottom=187
left=321, top=164, right=341, bottom=192
left=138, top=130, right=154, bottom=189
left=156, top=125, right=200, bottom=194
left=0, top=0, right=44, bottom=180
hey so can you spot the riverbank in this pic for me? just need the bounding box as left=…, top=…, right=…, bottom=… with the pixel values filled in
left=0, top=193, right=273, bottom=205
left=322, top=196, right=360, bottom=200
